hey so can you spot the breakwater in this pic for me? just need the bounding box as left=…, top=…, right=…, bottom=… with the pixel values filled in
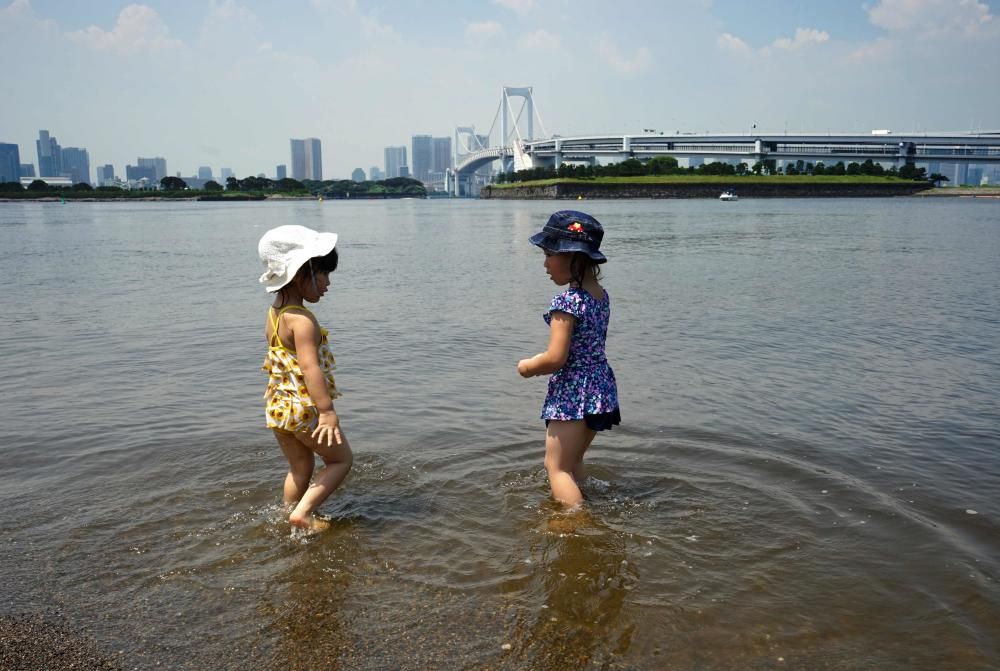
left=481, top=181, right=931, bottom=199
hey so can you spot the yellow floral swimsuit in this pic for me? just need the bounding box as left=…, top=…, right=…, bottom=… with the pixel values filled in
left=262, top=306, right=341, bottom=433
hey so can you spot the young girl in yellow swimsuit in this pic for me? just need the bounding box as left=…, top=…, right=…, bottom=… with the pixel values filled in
left=258, top=225, right=352, bottom=531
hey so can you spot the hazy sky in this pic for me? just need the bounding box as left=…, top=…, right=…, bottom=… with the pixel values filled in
left=2, top=0, right=998, bottom=179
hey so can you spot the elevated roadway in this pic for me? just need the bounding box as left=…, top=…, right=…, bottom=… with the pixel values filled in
left=521, top=132, right=1000, bottom=168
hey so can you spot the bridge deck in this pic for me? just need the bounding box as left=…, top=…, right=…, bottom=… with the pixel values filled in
left=453, top=132, right=1000, bottom=180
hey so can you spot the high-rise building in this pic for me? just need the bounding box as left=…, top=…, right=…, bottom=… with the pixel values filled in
left=36, top=130, right=62, bottom=177
left=306, top=138, right=322, bottom=181
left=411, top=134, right=432, bottom=182
left=276, top=164, right=287, bottom=180
left=96, top=164, right=114, bottom=186
left=0, top=143, right=21, bottom=183
left=137, top=157, right=167, bottom=182
left=351, top=168, right=366, bottom=182
left=61, top=147, right=91, bottom=185
left=369, top=166, right=383, bottom=181
left=220, top=168, right=234, bottom=181
left=290, top=137, right=322, bottom=181
left=290, top=140, right=305, bottom=180
left=20, top=164, right=35, bottom=178
left=198, top=166, right=213, bottom=180
left=427, top=136, right=453, bottom=189
left=126, top=164, right=157, bottom=182
left=384, top=146, right=407, bottom=178
left=432, top=137, right=452, bottom=174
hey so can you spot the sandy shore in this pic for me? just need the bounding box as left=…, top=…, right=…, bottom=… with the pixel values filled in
left=0, top=612, right=121, bottom=670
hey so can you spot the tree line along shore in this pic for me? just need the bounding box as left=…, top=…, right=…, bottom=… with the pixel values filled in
left=4, top=157, right=995, bottom=201
left=480, top=176, right=942, bottom=199
left=481, top=155, right=964, bottom=198
left=0, top=175, right=427, bottom=200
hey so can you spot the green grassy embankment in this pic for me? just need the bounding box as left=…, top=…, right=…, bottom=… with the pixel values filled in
left=481, top=175, right=935, bottom=199
left=488, top=174, right=922, bottom=188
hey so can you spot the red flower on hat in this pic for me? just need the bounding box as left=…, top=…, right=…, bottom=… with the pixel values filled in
left=568, top=222, right=584, bottom=232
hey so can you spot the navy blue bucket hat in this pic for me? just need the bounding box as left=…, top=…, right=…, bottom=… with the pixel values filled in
left=528, top=210, right=607, bottom=263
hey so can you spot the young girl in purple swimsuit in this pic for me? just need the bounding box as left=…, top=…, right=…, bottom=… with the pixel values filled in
left=517, top=211, right=621, bottom=509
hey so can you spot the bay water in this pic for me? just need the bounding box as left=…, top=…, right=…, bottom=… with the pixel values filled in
left=1, top=197, right=998, bottom=669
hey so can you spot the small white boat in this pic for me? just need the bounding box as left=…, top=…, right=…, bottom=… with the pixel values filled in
left=719, top=189, right=738, bottom=201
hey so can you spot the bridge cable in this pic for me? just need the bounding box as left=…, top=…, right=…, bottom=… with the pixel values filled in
left=484, top=99, right=502, bottom=148
left=505, top=95, right=525, bottom=145
left=513, top=101, right=527, bottom=140
left=533, top=100, right=550, bottom=140
left=508, top=96, right=549, bottom=142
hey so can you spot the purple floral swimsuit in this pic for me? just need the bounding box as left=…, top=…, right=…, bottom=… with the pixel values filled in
left=541, top=287, right=619, bottom=421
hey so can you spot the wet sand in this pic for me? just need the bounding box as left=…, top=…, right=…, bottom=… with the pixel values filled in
left=0, top=612, right=122, bottom=670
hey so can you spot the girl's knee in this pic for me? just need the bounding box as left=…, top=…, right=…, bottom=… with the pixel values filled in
left=543, top=453, right=567, bottom=475
left=339, top=448, right=353, bottom=470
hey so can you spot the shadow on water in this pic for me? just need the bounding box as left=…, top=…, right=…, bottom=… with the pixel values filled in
left=252, top=518, right=366, bottom=671
left=499, top=515, right=639, bottom=670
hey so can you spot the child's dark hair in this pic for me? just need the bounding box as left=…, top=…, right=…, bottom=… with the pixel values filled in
left=308, top=247, right=339, bottom=275
left=275, top=248, right=339, bottom=306
left=570, top=251, right=601, bottom=286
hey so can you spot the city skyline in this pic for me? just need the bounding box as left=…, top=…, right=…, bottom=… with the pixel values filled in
left=2, top=0, right=999, bottom=179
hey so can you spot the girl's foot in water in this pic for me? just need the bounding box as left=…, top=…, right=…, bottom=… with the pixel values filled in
left=546, top=506, right=594, bottom=533
left=290, top=511, right=330, bottom=532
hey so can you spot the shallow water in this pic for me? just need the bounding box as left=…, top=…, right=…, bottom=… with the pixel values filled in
left=1, top=197, right=998, bottom=669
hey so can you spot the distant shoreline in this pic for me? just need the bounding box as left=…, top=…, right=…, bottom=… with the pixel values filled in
left=0, top=176, right=429, bottom=202
left=480, top=178, right=1000, bottom=200
left=913, top=187, right=1000, bottom=198
left=4, top=186, right=999, bottom=203
left=0, top=194, right=421, bottom=203
left=481, top=180, right=938, bottom=199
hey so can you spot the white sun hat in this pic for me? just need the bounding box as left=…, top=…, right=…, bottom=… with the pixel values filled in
left=258, top=225, right=338, bottom=293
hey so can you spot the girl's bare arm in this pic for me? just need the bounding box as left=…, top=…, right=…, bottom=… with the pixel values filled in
left=518, top=312, right=574, bottom=377
left=289, top=314, right=342, bottom=445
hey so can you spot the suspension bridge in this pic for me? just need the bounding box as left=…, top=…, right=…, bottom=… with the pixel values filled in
left=446, top=86, right=1000, bottom=196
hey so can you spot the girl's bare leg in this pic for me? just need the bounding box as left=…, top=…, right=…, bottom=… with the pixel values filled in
left=288, top=430, right=353, bottom=529
left=544, top=420, right=591, bottom=508
left=572, top=428, right=598, bottom=482
left=273, top=429, right=315, bottom=505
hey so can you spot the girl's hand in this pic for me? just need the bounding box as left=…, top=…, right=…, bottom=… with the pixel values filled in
left=517, top=358, right=533, bottom=378
left=312, top=410, right=342, bottom=446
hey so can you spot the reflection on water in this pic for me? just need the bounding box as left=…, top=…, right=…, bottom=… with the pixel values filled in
left=260, top=519, right=362, bottom=670
left=504, top=517, right=638, bottom=669
left=0, top=199, right=998, bottom=669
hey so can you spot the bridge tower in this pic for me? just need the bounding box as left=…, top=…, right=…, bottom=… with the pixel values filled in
left=455, top=126, right=489, bottom=164
left=500, top=86, right=537, bottom=173
left=451, top=126, right=490, bottom=197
